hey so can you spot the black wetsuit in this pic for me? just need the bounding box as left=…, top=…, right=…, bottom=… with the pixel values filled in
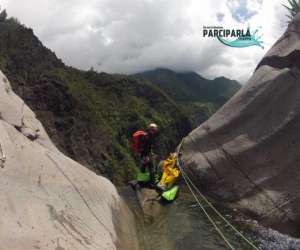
left=140, top=131, right=156, bottom=183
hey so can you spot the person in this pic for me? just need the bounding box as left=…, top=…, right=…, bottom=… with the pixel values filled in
left=132, top=123, right=159, bottom=185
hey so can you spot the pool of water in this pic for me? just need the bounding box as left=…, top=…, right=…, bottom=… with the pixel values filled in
left=121, top=187, right=256, bottom=250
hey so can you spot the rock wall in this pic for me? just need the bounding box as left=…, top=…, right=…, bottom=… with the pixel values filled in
left=180, top=15, right=300, bottom=236
left=0, top=70, right=139, bottom=249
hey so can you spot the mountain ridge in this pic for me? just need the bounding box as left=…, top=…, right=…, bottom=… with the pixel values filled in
left=135, top=68, right=241, bottom=126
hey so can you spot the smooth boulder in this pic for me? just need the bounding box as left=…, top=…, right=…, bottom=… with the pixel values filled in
left=0, top=71, right=139, bottom=249
left=180, top=14, right=300, bottom=236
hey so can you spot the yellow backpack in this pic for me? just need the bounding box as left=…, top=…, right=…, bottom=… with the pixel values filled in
left=159, top=153, right=180, bottom=188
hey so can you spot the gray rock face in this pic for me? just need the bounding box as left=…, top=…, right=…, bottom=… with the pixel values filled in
left=0, top=71, right=139, bottom=249
left=180, top=19, right=300, bottom=236
left=135, top=187, right=162, bottom=222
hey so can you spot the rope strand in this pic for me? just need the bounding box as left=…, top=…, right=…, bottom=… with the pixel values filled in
left=181, top=169, right=235, bottom=249
left=176, top=140, right=258, bottom=250
left=181, top=167, right=258, bottom=249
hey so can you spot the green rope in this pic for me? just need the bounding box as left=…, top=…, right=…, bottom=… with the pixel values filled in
left=176, top=140, right=259, bottom=250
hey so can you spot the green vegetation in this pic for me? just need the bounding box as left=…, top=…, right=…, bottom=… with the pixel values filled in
left=0, top=16, right=191, bottom=185
left=135, top=69, right=240, bottom=127
left=284, top=0, right=300, bottom=20
left=0, top=12, right=239, bottom=184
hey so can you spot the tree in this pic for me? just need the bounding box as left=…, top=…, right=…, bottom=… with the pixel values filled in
left=0, top=9, right=7, bottom=22
left=8, top=17, right=20, bottom=25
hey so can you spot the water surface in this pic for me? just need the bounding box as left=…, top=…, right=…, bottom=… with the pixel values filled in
left=121, top=187, right=255, bottom=250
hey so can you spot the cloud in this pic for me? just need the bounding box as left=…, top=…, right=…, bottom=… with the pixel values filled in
left=226, top=0, right=263, bottom=23
left=217, top=13, right=226, bottom=22
left=0, top=0, right=289, bottom=83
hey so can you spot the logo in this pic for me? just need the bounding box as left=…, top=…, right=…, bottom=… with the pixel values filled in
left=203, top=26, right=264, bottom=49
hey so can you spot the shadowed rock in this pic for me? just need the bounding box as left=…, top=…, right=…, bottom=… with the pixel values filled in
left=180, top=14, right=300, bottom=237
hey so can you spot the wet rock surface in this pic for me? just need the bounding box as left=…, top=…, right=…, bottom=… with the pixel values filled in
left=135, top=187, right=162, bottom=221
left=180, top=15, right=300, bottom=237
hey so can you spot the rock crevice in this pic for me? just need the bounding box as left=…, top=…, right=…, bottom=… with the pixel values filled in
left=256, top=50, right=300, bottom=71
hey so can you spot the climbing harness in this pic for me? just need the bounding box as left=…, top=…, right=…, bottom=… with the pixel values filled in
left=0, top=142, right=6, bottom=168
left=176, top=139, right=258, bottom=250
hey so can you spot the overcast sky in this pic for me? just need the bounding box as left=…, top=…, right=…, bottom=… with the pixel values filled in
left=1, top=0, right=288, bottom=83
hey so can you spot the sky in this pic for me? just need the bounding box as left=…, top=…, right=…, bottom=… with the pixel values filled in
left=0, top=0, right=289, bottom=83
